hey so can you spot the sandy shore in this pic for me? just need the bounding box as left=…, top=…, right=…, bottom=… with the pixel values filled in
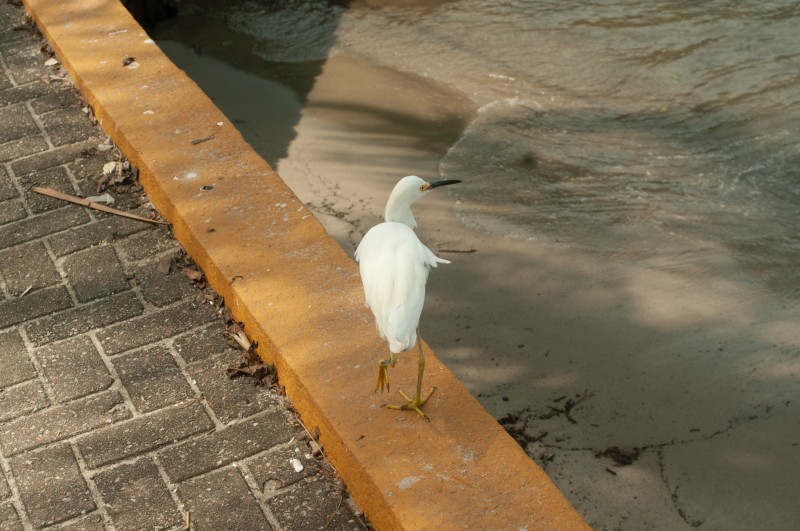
left=157, top=40, right=800, bottom=529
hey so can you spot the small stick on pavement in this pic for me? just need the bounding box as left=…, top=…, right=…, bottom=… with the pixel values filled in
left=33, top=187, right=170, bottom=225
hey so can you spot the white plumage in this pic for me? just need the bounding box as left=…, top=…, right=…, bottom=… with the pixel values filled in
left=355, top=175, right=460, bottom=419
left=356, top=221, right=447, bottom=353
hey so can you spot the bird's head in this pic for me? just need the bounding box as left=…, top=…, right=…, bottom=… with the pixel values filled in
left=384, top=175, right=461, bottom=228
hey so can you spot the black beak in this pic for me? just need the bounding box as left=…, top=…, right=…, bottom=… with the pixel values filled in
left=428, top=179, right=461, bottom=189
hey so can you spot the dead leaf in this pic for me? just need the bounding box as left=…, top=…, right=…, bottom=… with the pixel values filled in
left=157, top=255, right=172, bottom=275
left=226, top=338, right=274, bottom=386
left=229, top=329, right=251, bottom=351
left=95, top=173, right=110, bottom=193
left=184, top=268, right=203, bottom=281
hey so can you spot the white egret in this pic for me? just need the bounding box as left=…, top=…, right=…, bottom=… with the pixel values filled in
left=355, top=175, right=461, bottom=420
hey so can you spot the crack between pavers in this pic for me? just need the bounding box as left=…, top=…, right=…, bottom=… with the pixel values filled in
left=0, top=440, right=33, bottom=531
left=2, top=161, right=35, bottom=218
left=0, top=50, right=18, bottom=88
left=151, top=454, right=190, bottom=530
left=70, top=441, right=114, bottom=529
left=16, top=325, right=58, bottom=406
left=23, top=100, right=55, bottom=151
left=238, top=460, right=285, bottom=530
left=166, top=340, right=226, bottom=430
left=41, top=236, right=81, bottom=307
left=88, top=331, right=139, bottom=418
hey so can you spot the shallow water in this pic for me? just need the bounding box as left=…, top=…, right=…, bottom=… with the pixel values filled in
left=335, top=0, right=800, bottom=300
left=157, top=0, right=800, bottom=302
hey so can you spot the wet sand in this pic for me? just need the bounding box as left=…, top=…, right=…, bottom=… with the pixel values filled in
left=159, top=42, right=800, bottom=530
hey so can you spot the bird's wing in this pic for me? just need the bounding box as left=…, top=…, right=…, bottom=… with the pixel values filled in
left=355, top=222, right=438, bottom=353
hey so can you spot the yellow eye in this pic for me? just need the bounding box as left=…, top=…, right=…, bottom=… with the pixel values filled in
left=419, top=185, right=425, bottom=192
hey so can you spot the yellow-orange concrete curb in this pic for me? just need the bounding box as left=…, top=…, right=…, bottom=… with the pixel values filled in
left=23, top=1, right=590, bottom=528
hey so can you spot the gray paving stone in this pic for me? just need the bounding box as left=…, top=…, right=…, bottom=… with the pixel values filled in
left=0, top=28, right=33, bottom=53
left=2, top=38, right=47, bottom=86
left=47, top=216, right=148, bottom=257
left=0, top=502, right=21, bottom=531
left=248, top=442, right=316, bottom=493
left=0, top=62, right=11, bottom=91
left=0, top=379, right=48, bottom=422
left=9, top=443, right=96, bottom=528
left=0, top=469, right=9, bottom=499
left=0, top=284, right=73, bottom=329
left=97, top=298, right=218, bottom=356
left=0, top=24, right=14, bottom=44
left=0, top=206, right=89, bottom=248
left=62, top=244, right=129, bottom=303
left=93, top=458, right=182, bottom=530
left=173, top=324, right=229, bottom=365
left=0, top=390, right=128, bottom=456
left=160, top=410, right=294, bottom=483
left=114, top=345, right=193, bottom=413
left=0, top=133, right=48, bottom=163
left=25, top=290, right=143, bottom=346
left=269, top=475, right=361, bottom=531
left=177, top=467, right=270, bottom=531
left=78, top=401, right=213, bottom=469
left=10, top=138, right=99, bottom=176
left=29, top=87, right=79, bottom=115
left=0, top=102, right=38, bottom=145
left=0, top=240, right=60, bottom=296
left=18, top=165, right=75, bottom=214
left=0, top=165, right=16, bottom=201
left=39, top=106, right=101, bottom=147
left=65, top=150, right=116, bottom=182
left=0, top=2, right=21, bottom=26
left=0, top=328, right=36, bottom=389
left=0, top=81, right=51, bottom=107
left=34, top=335, right=113, bottom=402
left=189, top=350, right=281, bottom=424
left=116, top=227, right=177, bottom=262
left=0, top=199, right=25, bottom=225
left=132, top=261, right=198, bottom=307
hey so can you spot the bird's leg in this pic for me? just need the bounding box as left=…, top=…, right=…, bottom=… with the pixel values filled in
left=386, top=332, right=436, bottom=420
left=375, top=351, right=397, bottom=393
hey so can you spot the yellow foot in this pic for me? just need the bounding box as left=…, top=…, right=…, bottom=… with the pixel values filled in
left=375, top=361, right=391, bottom=393
left=385, top=387, right=437, bottom=421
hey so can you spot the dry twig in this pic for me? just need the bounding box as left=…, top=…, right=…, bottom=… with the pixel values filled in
left=33, top=187, right=169, bottom=225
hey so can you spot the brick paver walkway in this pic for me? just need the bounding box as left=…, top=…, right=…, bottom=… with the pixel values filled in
left=0, top=3, right=363, bottom=529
